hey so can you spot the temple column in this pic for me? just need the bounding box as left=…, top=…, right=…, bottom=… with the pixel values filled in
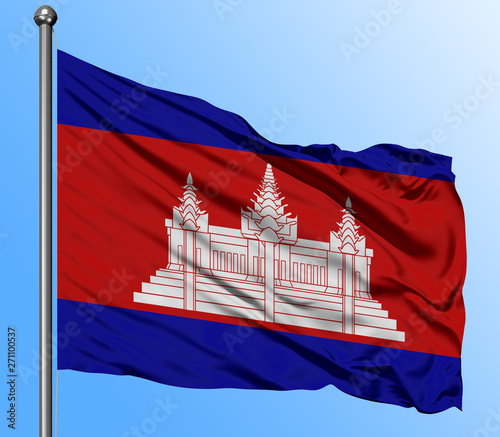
left=174, top=173, right=207, bottom=312
left=183, top=230, right=196, bottom=311
left=334, top=197, right=361, bottom=335
left=264, top=241, right=275, bottom=322
left=342, top=253, right=354, bottom=334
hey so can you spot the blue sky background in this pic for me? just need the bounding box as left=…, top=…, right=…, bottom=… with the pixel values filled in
left=1, top=1, right=499, bottom=436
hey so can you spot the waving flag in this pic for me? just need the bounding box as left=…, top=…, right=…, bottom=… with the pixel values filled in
left=57, top=50, right=466, bottom=413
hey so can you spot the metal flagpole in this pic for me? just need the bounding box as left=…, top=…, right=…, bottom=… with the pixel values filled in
left=34, top=5, right=57, bottom=437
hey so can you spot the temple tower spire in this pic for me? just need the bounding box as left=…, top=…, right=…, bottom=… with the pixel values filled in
left=171, top=173, right=208, bottom=311
left=241, top=163, right=297, bottom=244
left=336, top=196, right=360, bottom=254
left=241, top=164, right=297, bottom=322
left=174, top=173, right=206, bottom=231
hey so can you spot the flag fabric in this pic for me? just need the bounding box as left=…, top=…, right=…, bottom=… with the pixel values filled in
left=57, top=50, right=466, bottom=413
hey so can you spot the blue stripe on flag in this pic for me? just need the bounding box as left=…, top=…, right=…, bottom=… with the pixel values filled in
left=57, top=50, right=455, bottom=182
left=58, top=299, right=462, bottom=413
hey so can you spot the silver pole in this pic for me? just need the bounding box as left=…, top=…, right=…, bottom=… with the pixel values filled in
left=34, top=6, right=57, bottom=437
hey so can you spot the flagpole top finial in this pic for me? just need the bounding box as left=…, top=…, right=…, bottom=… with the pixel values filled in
left=34, top=5, right=58, bottom=27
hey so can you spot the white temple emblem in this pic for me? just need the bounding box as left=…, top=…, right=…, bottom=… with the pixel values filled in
left=134, top=164, right=405, bottom=342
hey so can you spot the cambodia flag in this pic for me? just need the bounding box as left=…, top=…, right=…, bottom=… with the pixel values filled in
left=57, top=50, right=466, bottom=413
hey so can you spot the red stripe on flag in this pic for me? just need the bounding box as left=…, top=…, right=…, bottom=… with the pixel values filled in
left=57, top=124, right=466, bottom=358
